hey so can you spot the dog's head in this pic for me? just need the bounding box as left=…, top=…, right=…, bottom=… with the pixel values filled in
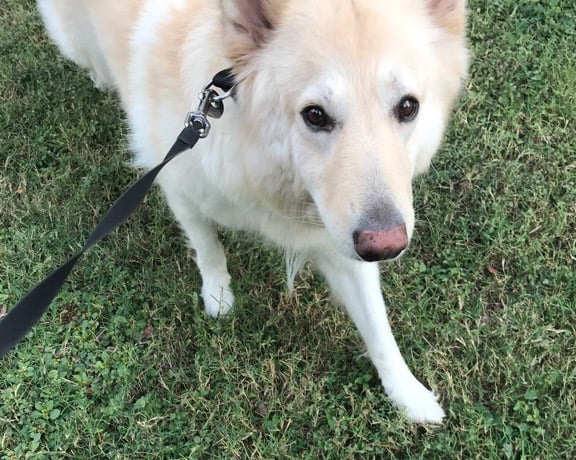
left=222, top=0, right=468, bottom=261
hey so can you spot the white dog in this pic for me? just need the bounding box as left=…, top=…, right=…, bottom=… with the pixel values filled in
left=37, top=0, right=468, bottom=423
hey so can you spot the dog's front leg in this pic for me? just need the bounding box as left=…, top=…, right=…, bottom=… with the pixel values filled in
left=161, top=187, right=234, bottom=317
left=313, top=253, right=445, bottom=424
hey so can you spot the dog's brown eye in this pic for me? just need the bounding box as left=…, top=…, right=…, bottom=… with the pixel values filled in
left=396, top=96, right=419, bottom=122
left=302, top=106, right=334, bottom=132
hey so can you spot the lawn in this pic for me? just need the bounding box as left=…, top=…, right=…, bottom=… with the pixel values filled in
left=1, top=0, right=575, bottom=458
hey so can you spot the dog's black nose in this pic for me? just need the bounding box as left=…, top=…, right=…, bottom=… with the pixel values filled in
left=353, top=224, right=408, bottom=262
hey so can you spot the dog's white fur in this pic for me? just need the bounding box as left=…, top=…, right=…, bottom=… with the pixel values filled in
left=37, top=0, right=468, bottom=423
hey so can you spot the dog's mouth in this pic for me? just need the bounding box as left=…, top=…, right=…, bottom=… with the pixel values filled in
left=280, top=194, right=324, bottom=227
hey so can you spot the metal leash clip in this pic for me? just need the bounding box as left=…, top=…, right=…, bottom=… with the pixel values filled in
left=185, top=83, right=233, bottom=138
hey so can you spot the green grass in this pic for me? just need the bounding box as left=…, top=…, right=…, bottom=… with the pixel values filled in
left=1, top=0, right=575, bottom=458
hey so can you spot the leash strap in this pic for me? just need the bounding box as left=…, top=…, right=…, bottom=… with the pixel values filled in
left=0, top=69, right=234, bottom=358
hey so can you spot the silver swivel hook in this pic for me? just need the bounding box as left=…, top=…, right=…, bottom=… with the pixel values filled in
left=184, top=82, right=233, bottom=138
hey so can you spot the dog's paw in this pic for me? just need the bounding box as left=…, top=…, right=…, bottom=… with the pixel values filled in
left=398, top=391, right=445, bottom=424
left=386, top=380, right=445, bottom=424
left=201, top=281, right=235, bottom=318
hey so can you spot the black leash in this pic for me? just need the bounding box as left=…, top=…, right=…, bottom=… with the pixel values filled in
left=0, top=69, right=235, bottom=359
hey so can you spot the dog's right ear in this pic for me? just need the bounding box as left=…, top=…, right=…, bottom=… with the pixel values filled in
left=427, top=0, right=467, bottom=37
left=221, top=0, right=287, bottom=65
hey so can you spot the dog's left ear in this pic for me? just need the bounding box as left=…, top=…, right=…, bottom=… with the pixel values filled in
left=427, top=0, right=467, bottom=37
left=221, top=0, right=287, bottom=64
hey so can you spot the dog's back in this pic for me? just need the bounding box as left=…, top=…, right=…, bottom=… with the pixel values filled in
left=38, top=0, right=143, bottom=93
